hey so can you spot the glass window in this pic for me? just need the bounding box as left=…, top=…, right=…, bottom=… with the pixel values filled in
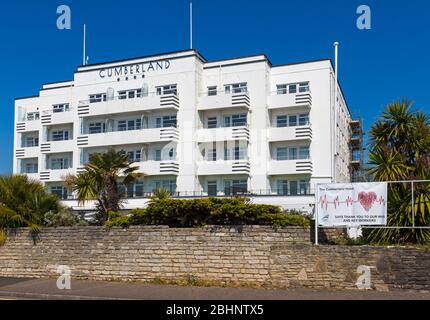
left=156, top=84, right=177, bottom=95
left=207, top=181, right=217, bottom=197
left=27, top=112, right=40, bottom=121
left=127, top=120, right=135, bottom=131
left=53, top=104, right=69, bottom=113
left=299, top=114, right=309, bottom=126
left=89, top=122, right=106, bottom=134
left=118, top=120, right=127, bottom=131
left=276, top=148, right=288, bottom=161
left=50, top=186, right=68, bottom=200
left=223, top=116, right=231, bottom=128
left=290, top=181, right=298, bottom=195
left=155, top=150, right=161, bottom=161
left=231, top=114, right=247, bottom=127
left=276, top=115, right=288, bottom=128
left=288, top=115, right=297, bottom=127
left=208, top=149, right=217, bottom=161
left=207, top=117, right=217, bottom=129
left=51, top=158, right=69, bottom=170
left=276, top=84, right=287, bottom=95
left=155, top=118, right=162, bottom=128
left=135, top=182, right=144, bottom=197
left=299, top=146, right=310, bottom=159
left=277, top=180, right=288, bottom=195
left=288, top=147, right=298, bottom=160
left=299, top=180, right=310, bottom=195
left=299, top=82, right=310, bottom=93
left=25, top=136, right=39, bottom=147
left=51, top=130, right=69, bottom=141
left=208, top=86, right=217, bottom=96
left=224, top=83, right=247, bottom=94
left=288, top=84, right=297, bottom=94
left=25, top=163, right=38, bottom=174
left=118, top=91, right=127, bottom=100
left=136, top=118, right=142, bottom=130
left=162, top=115, right=177, bottom=128
left=89, top=93, right=106, bottom=103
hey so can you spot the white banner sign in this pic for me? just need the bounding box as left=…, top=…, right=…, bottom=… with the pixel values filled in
left=317, top=182, right=388, bottom=227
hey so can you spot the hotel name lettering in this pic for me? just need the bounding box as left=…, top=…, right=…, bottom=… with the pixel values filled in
left=98, top=59, right=171, bottom=79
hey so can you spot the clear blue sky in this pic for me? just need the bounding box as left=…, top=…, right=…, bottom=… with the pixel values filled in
left=0, top=0, right=429, bottom=174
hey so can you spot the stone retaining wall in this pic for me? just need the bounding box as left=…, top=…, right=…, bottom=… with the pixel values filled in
left=0, top=226, right=429, bottom=292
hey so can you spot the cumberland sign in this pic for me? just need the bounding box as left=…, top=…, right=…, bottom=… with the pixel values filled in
left=98, top=59, right=171, bottom=79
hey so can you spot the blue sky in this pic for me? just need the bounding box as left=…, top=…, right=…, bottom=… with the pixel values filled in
left=0, top=0, right=429, bottom=174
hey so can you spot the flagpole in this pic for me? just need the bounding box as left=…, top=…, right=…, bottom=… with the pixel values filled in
left=190, top=1, right=193, bottom=49
left=83, top=24, right=87, bottom=65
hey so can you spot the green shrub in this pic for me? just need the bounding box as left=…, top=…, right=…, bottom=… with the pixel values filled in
left=106, top=215, right=132, bottom=229
left=128, top=197, right=311, bottom=228
left=44, top=209, right=88, bottom=227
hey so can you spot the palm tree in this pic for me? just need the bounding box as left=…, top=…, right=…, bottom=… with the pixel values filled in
left=64, top=149, right=142, bottom=225
left=365, top=99, right=430, bottom=244
left=0, top=175, right=62, bottom=237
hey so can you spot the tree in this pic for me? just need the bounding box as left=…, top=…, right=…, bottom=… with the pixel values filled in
left=0, top=175, right=62, bottom=237
left=64, top=149, right=142, bottom=225
left=365, top=99, right=430, bottom=244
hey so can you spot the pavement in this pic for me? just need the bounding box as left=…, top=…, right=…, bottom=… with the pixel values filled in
left=0, top=277, right=430, bottom=300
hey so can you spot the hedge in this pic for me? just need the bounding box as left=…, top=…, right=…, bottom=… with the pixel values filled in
left=106, top=197, right=311, bottom=229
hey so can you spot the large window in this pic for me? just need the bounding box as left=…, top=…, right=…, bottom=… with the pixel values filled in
left=24, top=162, right=38, bottom=174
left=117, top=119, right=142, bottom=131
left=276, top=180, right=310, bottom=196
left=224, top=180, right=248, bottom=196
left=25, top=136, right=39, bottom=147
left=89, top=122, right=106, bottom=134
left=276, top=82, right=309, bottom=95
left=224, top=83, right=247, bottom=94
left=51, top=130, right=70, bottom=141
left=224, top=114, right=247, bottom=127
left=207, top=117, right=217, bottom=129
left=50, top=186, right=68, bottom=200
left=26, top=112, right=40, bottom=121
left=50, top=158, right=70, bottom=170
left=276, top=113, right=309, bottom=127
left=156, top=84, right=177, bottom=95
left=127, top=150, right=142, bottom=162
left=89, top=93, right=107, bottom=103
left=155, top=115, right=177, bottom=128
left=53, top=104, right=70, bottom=113
left=118, top=88, right=146, bottom=100
left=276, top=146, right=309, bottom=160
left=154, top=180, right=176, bottom=194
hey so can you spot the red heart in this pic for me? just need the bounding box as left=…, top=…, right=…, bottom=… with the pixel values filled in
left=358, top=192, right=377, bottom=212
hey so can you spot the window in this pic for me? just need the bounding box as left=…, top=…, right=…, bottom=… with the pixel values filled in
left=289, top=84, right=297, bottom=94
left=127, top=150, right=142, bottom=163
left=208, top=148, right=217, bottom=161
left=276, top=148, right=288, bottom=161
left=223, top=113, right=247, bottom=128
left=276, top=115, right=288, bottom=128
left=288, top=115, right=297, bottom=127
left=288, top=147, right=298, bottom=160
left=299, top=180, right=310, bottom=195
left=299, top=146, right=310, bottom=159
left=207, top=181, right=217, bottom=196
left=299, top=82, right=310, bottom=93
left=223, top=116, right=231, bottom=128
left=276, top=84, right=287, bottom=95
left=25, top=162, right=38, bottom=174
left=207, top=117, right=217, bottom=129
left=225, top=180, right=247, bottom=196
left=51, top=158, right=70, bottom=170
left=277, top=180, right=288, bottom=195
left=154, top=150, right=161, bottom=161
left=50, top=186, right=68, bottom=200
left=299, top=114, right=309, bottom=126
left=51, top=130, right=69, bottom=141
left=53, top=104, right=70, bottom=113
left=156, top=115, right=177, bottom=128
left=89, top=93, right=107, bottom=103
left=118, top=91, right=127, bottom=100
left=169, top=148, right=174, bottom=159
left=118, top=120, right=127, bottom=131
left=27, top=112, right=40, bottom=121
left=154, top=180, right=176, bottom=193
left=89, top=122, right=106, bottom=134
left=208, top=86, right=217, bottom=96
left=135, top=182, right=144, bottom=197
left=224, top=83, right=247, bottom=94
left=156, top=84, right=177, bottom=96
left=25, top=136, right=39, bottom=147
left=290, top=181, right=298, bottom=195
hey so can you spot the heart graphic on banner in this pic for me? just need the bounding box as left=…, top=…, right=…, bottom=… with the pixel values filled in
left=358, top=192, right=377, bottom=212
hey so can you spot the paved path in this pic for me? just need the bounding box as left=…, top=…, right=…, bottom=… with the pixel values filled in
left=0, top=277, right=429, bottom=300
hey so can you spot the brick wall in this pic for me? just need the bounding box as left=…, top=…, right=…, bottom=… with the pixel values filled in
left=0, top=226, right=429, bottom=292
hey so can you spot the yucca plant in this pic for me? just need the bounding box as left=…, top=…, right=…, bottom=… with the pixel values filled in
left=365, top=99, right=430, bottom=244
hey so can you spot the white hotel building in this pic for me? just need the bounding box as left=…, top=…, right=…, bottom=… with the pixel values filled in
left=13, top=49, right=358, bottom=213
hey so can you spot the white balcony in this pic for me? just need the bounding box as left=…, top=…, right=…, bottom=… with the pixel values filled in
left=40, top=140, right=75, bottom=154
left=197, top=160, right=250, bottom=176
left=136, top=161, right=179, bottom=176
left=15, top=120, right=40, bottom=133
left=268, top=125, right=312, bottom=142
left=268, top=160, right=313, bottom=175
left=268, top=92, right=312, bottom=110
left=39, top=169, right=74, bottom=182
left=15, top=146, right=39, bottom=159
left=197, top=126, right=249, bottom=143
left=77, top=127, right=179, bottom=148
left=198, top=92, right=250, bottom=111
left=41, top=111, right=74, bottom=125
left=77, top=94, right=179, bottom=117
left=24, top=173, right=39, bottom=181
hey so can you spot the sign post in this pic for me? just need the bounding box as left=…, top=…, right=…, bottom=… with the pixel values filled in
left=314, top=184, right=319, bottom=245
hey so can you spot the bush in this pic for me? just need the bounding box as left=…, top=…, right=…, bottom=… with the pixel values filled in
left=44, top=209, right=88, bottom=227
left=106, top=215, right=132, bottom=229
left=119, top=197, right=311, bottom=229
